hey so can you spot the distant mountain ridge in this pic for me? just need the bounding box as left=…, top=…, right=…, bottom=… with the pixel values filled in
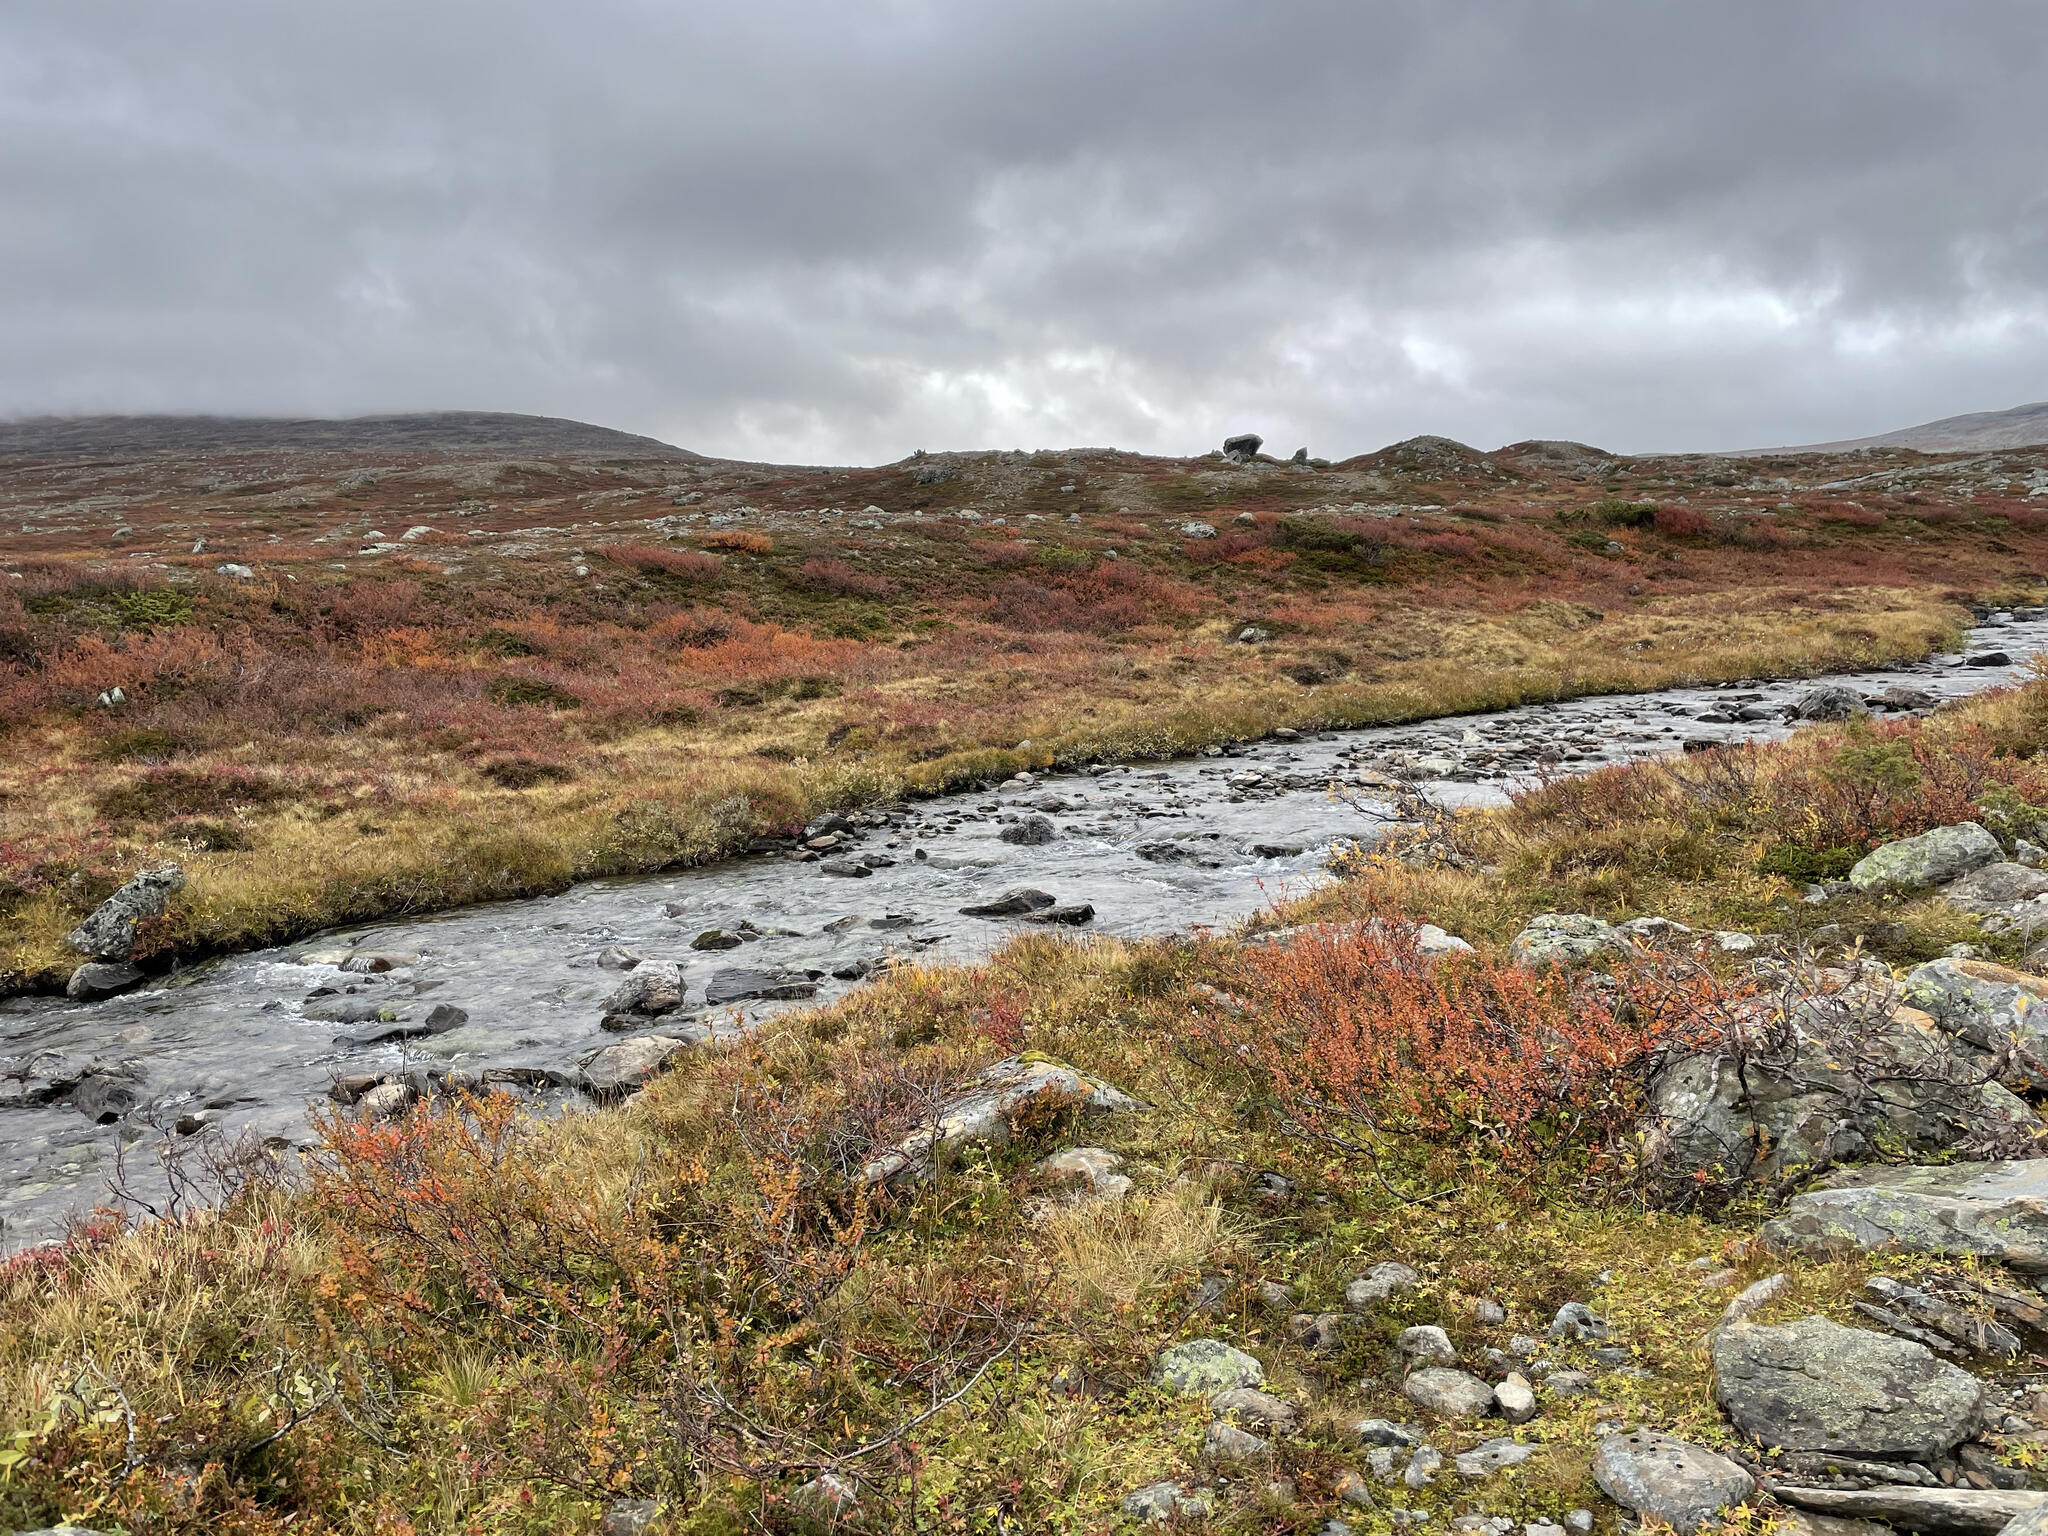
left=0, top=411, right=695, bottom=459
left=1750, top=400, right=2048, bottom=456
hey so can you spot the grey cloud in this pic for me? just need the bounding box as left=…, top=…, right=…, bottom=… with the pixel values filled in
left=2, top=0, right=2045, bottom=461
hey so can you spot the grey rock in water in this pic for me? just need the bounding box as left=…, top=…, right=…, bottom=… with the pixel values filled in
left=1402, top=1367, right=1497, bottom=1420
left=357, top=1081, right=416, bottom=1120
left=1019, top=902, right=1095, bottom=926
left=65, top=864, right=185, bottom=960
left=1591, top=1428, right=1755, bottom=1534
left=1774, top=1486, right=2046, bottom=1535
left=1848, top=822, right=2002, bottom=894
left=66, top=961, right=143, bottom=1001
left=1712, top=1315, right=1983, bottom=1461
left=1152, top=1338, right=1265, bottom=1394
left=1761, top=1160, right=2048, bottom=1270
left=703, top=968, right=818, bottom=1005
left=603, top=959, right=685, bottom=1016
left=579, top=1033, right=695, bottom=1099
left=959, top=887, right=1058, bottom=917
left=1788, top=685, right=1869, bottom=722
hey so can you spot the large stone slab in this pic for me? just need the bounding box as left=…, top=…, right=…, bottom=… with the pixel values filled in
left=1713, top=1316, right=1983, bottom=1462
left=578, top=1032, right=701, bottom=1098
left=1849, top=823, right=2002, bottom=895
left=1760, top=1160, right=2048, bottom=1271
left=1902, top=959, right=2048, bottom=1074
left=1774, top=1486, right=2048, bottom=1536
left=1591, top=1429, right=1755, bottom=1535
left=1643, top=993, right=2039, bottom=1185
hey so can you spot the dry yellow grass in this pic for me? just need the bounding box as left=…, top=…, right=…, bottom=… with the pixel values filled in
left=0, top=585, right=1964, bottom=992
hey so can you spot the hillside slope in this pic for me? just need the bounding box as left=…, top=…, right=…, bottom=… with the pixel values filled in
left=0, top=411, right=695, bottom=459
left=1750, top=399, right=2048, bottom=455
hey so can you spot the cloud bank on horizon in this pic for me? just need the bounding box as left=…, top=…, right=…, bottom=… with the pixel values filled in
left=3, top=1, right=2045, bottom=464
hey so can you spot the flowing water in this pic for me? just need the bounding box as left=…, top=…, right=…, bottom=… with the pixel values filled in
left=6, top=613, right=2047, bottom=1248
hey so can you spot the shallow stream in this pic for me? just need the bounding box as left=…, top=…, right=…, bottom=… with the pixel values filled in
left=6, top=612, right=2048, bottom=1248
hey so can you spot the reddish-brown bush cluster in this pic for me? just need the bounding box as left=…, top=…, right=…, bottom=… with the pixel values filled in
left=700, top=529, right=773, bottom=554
left=797, top=557, right=897, bottom=600
left=1651, top=504, right=1712, bottom=538
left=1813, top=503, right=1885, bottom=528
left=600, top=542, right=723, bottom=581
left=1196, top=916, right=1737, bottom=1179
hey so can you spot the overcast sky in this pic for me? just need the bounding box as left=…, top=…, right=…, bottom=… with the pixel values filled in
left=3, top=2, right=2045, bottom=464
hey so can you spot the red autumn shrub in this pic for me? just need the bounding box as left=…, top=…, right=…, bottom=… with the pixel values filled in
left=798, top=557, right=897, bottom=600
left=1651, top=505, right=1712, bottom=538
left=972, top=540, right=1035, bottom=570
left=701, top=530, right=773, bottom=554
left=601, top=542, right=723, bottom=581
left=1813, top=503, right=1884, bottom=528
left=1196, top=915, right=1736, bottom=1177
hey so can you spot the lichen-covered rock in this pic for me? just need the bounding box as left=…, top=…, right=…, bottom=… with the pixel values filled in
left=1775, top=1486, right=2046, bottom=1535
left=1496, top=1372, right=1537, bottom=1424
left=65, top=865, right=185, bottom=960
left=1641, top=988, right=2038, bottom=1185
left=1510, top=913, right=1626, bottom=968
left=1153, top=1338, right=1264, bottom=1395
left=1760, top=1160, right=2048, bottom=1270
left=1035, top=1146, right=1131, bottom=1201
left=1456, top=1437, right=1536, bottom=1479
left=1591, top=1429, right=1754, bottom=1534
left=1712, top=1315, right=1984, bottom=1461
left=1202, top=1419, right=1270, bottom=1464
left=1122, top=1481, right=1216, bottom=1522
left=861, top=1056, right=1142, bottom=1183
left=1942, top=864, right=2048, bottom=914
left=1902, top=958, right=2048, bottom=1075
left=1396, top=1325, right=1458, bottom=1364
left=1848, top=823, right=2001, bottom=894
left=1347, top=1261, right=1421, bottom=1309
left=1402, top=1367, right=1496, bottom=1419
left=1211, top=1387, right=1298, bottom=1432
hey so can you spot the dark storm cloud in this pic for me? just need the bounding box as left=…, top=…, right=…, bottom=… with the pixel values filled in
left=3, top=1, right=2045, bottom=460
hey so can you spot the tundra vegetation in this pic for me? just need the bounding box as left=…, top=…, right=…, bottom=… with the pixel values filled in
left=5, top=432, right=2048, bottom=992
left=8, top=636, right=2048, bottom=1531
left=9, top=430, right=2048, bottom=1532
